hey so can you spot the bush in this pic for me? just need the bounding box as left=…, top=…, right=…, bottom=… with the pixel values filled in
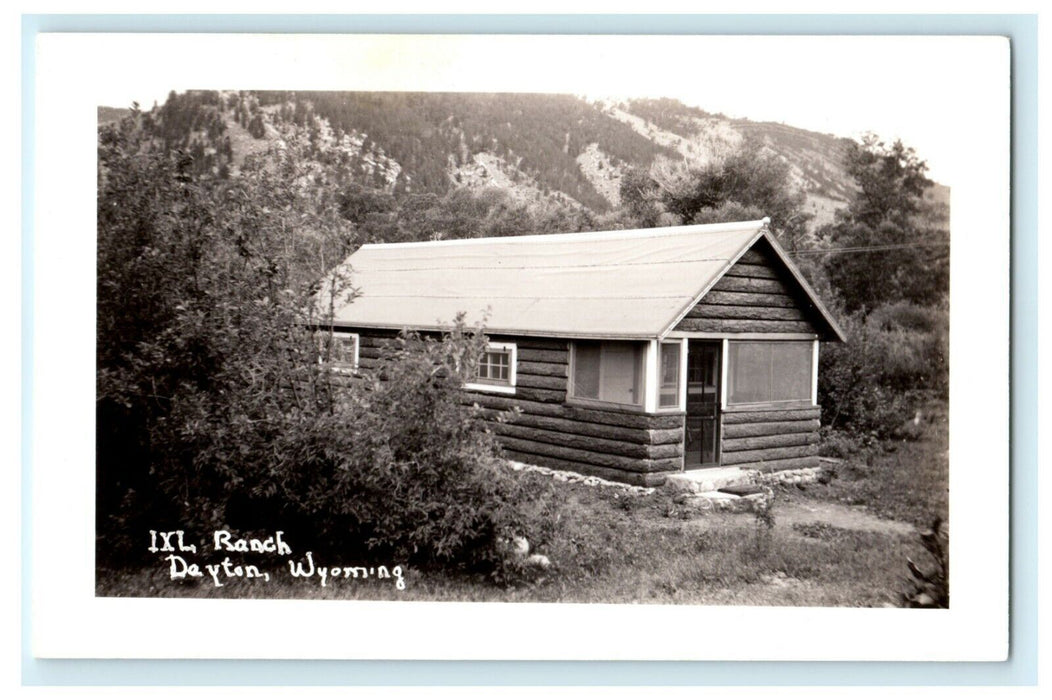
left=819, top=302, right=947, bottom=439
left=277, top=323, right=536, bottom=569
left=96, top=113, right=353, bottom=559
left=902, top=517, right=949, bottom=608
left=96, top=113, right=539, bottom=574
left=817, top=427, right=875, bottom=459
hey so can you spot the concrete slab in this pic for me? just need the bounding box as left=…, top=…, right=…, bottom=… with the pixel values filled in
left=664, top=467, right=759, bottom=494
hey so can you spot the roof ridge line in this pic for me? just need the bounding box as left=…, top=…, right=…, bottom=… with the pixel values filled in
left=358, top=219, right=769, bottom=251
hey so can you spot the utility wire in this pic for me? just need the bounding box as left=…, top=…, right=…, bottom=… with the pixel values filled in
left=787, top=241, right=950, bottom=255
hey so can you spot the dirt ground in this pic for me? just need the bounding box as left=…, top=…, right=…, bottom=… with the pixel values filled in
left=767, top=491, right=916, bottom=537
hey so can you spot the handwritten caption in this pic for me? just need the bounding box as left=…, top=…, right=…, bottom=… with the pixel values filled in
left=148, top=530, right=406, bottom=590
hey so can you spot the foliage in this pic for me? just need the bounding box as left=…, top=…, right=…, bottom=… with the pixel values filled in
left=818, top=302, right=947, bottom=437
left=902, top=517, right=949, bottom=608
left=99, top=472, right=931, bottom=606
left=815, top=401, right=948, bottom=527
left=618, top=138, right=813, bottom=248
left=791, top=521, right=851, bottom=541
left=731, top=123, right=856, bottom=202
left=345, top=186, right=597, bottom=245
left=621, top=98, right=710, bottom=139
left=751, top=489, right=777, bottom=555
left=617, top=166, right=665, bottom=228
left=97, top=110, right=539, bottom=572
left=819, top=134, right=949, bottom=313
left=280, top=323, right=537, bottom=567
left=814, top=135, right=949, bottom=448
left=259, top=91, right=677, bottom=212
left=97, top=110, right=353, bottom=553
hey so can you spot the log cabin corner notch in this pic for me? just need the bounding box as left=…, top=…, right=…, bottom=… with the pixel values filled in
left=321, top=219, right=845, bottom=486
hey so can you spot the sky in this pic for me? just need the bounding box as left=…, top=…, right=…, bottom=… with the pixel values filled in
left=94, top=34, right=1010, bottom=186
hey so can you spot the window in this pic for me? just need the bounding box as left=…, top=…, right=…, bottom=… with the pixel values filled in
left=658, top=342, right=682, bottom=408
left=317, top=331, right=359, bottom=372
left=726, top=341, right=813, bottom=406
left=571, top=341, right=645, bottom=407
left=465, top=342, right=517, bottom=394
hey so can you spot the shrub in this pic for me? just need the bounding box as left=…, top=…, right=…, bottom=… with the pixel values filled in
left=818, top=302, right=948, bottom=439
left=96, top=114, right=354, bottom=560
left=96, top=114, right=540, bottom=574
left=278, top=323, right=536, bottom=569
left=817, top=426, right=873, bottom=458
left=791, top=521, right=847, bottom=540
left=902, top=517, right=949, bottom=608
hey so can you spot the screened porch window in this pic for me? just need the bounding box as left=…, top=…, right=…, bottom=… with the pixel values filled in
left=571, top=341, right=645, bottom=407
left=726, top=341, right=813, bottom=406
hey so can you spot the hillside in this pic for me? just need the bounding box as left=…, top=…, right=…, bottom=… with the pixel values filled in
left=98, top=90, right=945, bottom=233
left=97, top=106, right=128, bottom=126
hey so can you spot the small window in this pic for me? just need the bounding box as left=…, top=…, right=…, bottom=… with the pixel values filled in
left=571, top=340, right=645, bottom=407
left=317, top=331, right=359, bottom=373
left=465, top=342, right=517, bottom=394
left=477, top=349, right=511, bottom=384
left=727, top=341, right=813, bottom=406
left=658, top=342, right=682, bottom=409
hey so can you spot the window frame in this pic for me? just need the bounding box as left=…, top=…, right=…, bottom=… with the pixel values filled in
left=568, top=340, right=647, bottom=411
left=724, top=339, right=816, bottom=409
left=464, top=341, right=518, bottom=395
left=655, top=340, right=688, bottom=412
left=317, top=330, right=360, bottom=374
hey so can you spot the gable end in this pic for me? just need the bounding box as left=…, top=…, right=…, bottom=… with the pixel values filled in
left=674, top=238, right=835, bottom=338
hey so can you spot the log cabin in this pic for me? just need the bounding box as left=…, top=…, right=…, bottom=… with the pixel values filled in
left=320, top=218, right=846, bottom=486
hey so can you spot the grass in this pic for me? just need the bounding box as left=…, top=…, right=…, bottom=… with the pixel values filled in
left=96, top=495, right=920, bottom=606
left=97, top=402, right=948, bottom=607
left=818, top=400, right=949, bottom=527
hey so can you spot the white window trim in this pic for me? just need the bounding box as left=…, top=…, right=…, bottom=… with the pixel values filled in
left=318, top=330, right=360, bottom=373
left=812, top=339, right=820, bottom=405
left=654, top=339, right=687, bottom=412
left=465, top=341, right=517, bottom=395
left=679, top=338, right=689, bottom=411
left=720, top=338, right=729, bottom=410
left=644, top=340, right=659, bottom=412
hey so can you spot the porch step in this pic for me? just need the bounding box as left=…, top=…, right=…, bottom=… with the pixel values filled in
left=672, top=488, right=772, bottom=514
left=718, top=484, right=767, bottom=497
left=663, top=467, right=760, bottom=495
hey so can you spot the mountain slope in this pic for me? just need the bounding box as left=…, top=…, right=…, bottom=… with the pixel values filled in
left=99, top=90, right=944, bottom=233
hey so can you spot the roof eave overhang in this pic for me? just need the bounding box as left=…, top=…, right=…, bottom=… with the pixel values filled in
left=317, top=320, right=663, bottom=342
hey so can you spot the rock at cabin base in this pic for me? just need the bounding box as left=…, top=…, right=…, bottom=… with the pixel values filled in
left=525, top=553, right=551, bottom=569
left=511, top=535, right=530, bottom=558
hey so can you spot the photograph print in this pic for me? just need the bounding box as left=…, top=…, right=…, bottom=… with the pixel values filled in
left=94, top=35, right=969, bottom=611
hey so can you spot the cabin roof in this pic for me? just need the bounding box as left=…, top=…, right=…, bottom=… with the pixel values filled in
left=325, top=219, right=846, bottom=341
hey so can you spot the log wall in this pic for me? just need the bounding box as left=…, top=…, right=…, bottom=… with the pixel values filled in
left=720, top=406, right=821, bottom=472
left=347, top=329, right=682, bottom=486
left=344, top=327, right=824, bottom=481
left=675, top=239, right=825, bottom=336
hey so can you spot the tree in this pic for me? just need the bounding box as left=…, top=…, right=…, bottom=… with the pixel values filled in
left=842, top=135, right=934, bottom=229
left=96, top=113, right=355, bottom=556
left=617, top=166, right=663, bottom=227
left=819, top=134, right=949, bottom=313
left=96, top=113, right=543, bottom=571
left=247, top=112, right=266, bottom=139
left=616, top=139, right=813, bottom=247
